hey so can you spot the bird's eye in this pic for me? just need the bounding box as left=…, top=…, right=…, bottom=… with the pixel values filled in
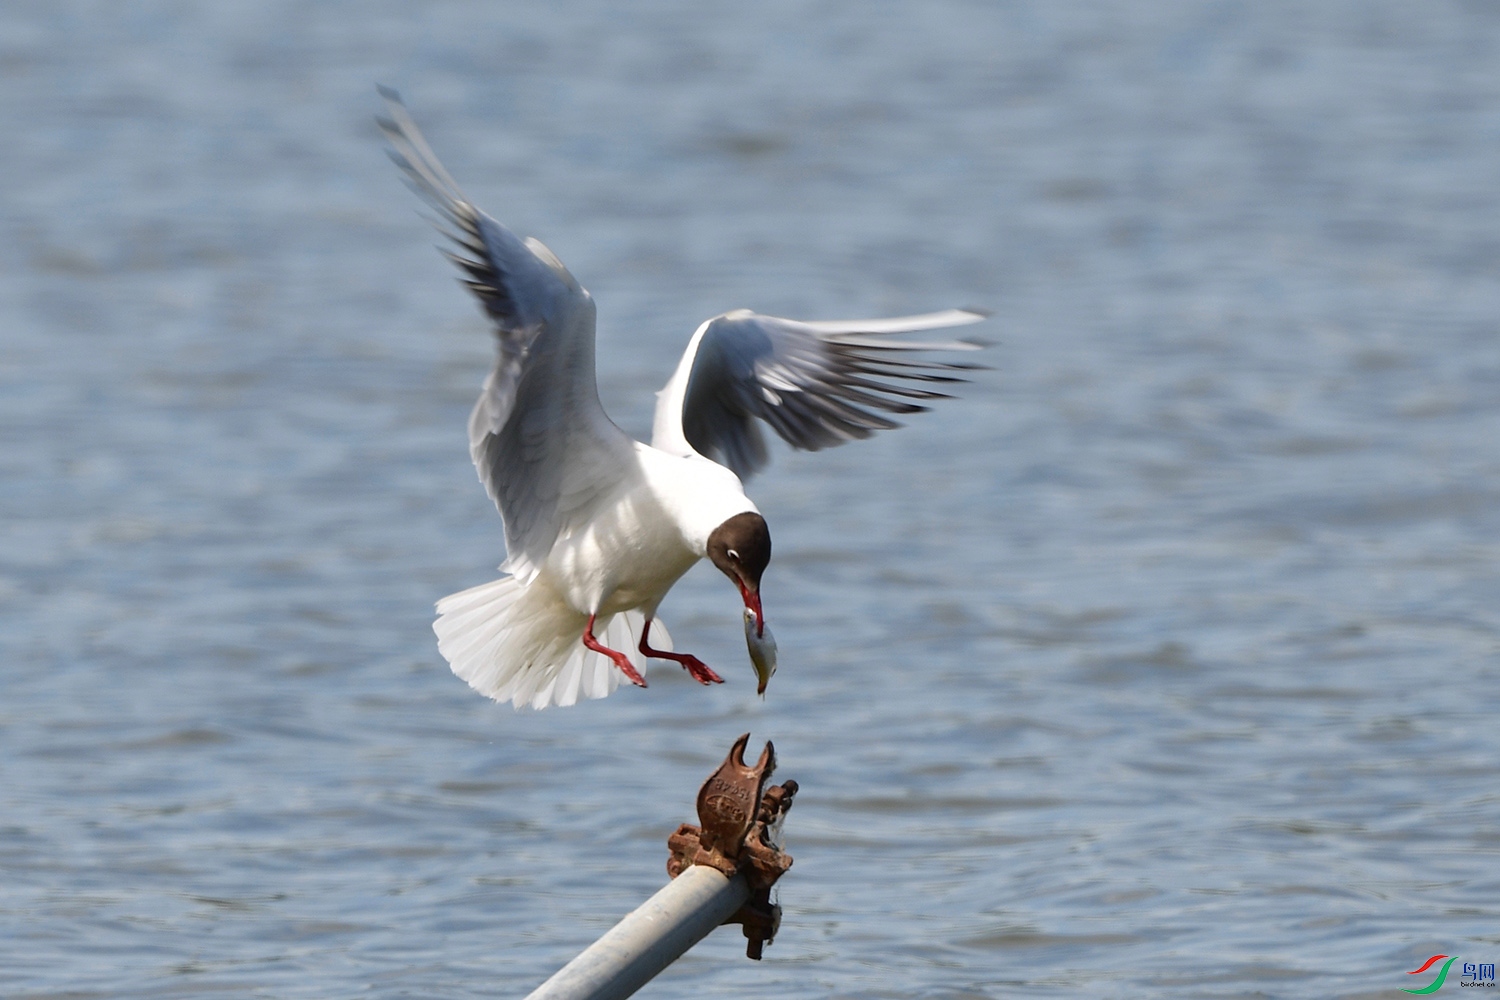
left=727, top=549, right=740, bottom=560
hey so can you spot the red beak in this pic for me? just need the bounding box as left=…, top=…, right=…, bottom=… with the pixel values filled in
left=737, top=579, right=764, bottom=636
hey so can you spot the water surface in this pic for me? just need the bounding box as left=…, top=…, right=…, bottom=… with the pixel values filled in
left=3, top=2, right=1500, bottom=997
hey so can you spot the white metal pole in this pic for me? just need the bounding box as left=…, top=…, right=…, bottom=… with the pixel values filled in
left=523, top=865, right=751, bottom=1000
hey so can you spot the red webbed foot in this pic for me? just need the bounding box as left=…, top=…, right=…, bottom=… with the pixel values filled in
left=639, top=619, right=724, bottom=685
left=583, top=614, right=647, bottom=687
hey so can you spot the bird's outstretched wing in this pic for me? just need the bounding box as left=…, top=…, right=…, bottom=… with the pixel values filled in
left=379, top=89, right=635, bottom=583
left=651, top=309, right=988, bottom=480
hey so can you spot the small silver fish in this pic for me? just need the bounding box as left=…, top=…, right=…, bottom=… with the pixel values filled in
left=743, top=608, right=778, bottom=696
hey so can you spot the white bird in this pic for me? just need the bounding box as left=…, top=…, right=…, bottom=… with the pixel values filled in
left=379, top=90, right=987, bottom=709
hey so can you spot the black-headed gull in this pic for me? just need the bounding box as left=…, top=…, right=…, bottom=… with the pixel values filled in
left=379, top=90, right=987, bottom=709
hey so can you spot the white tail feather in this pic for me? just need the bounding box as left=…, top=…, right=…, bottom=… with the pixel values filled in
left=434, top=576, right=658, bottom=710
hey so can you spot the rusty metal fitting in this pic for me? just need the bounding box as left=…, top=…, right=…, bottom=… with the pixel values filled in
left=666, top=732, right=797, bottom=959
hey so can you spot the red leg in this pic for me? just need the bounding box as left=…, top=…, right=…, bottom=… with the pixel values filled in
left=583, top=614, right=647, bottom=687
left=638, top=619, right=723, bottom=685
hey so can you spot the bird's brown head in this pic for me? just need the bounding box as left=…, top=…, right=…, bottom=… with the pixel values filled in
left=707, top=511, right=771, bottom=634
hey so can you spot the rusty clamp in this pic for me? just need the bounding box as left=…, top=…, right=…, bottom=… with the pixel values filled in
left=666, top=732, right=798, bottom=959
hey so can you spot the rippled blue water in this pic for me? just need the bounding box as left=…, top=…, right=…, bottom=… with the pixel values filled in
left=4, top=2, right=1500, bottom=997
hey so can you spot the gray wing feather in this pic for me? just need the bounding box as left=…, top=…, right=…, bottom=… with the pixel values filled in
left=675, top=309, right=987, bottom=481
left=379, top=89, right=632, bottom=581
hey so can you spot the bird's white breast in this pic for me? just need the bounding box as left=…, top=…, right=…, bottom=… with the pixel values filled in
left=541, top=444, right=756, bottom=617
